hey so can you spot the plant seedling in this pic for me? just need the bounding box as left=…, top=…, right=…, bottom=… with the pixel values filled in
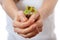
left=24, top=6, right=37, bottom=18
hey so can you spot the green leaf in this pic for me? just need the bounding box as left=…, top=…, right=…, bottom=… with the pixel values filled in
left=24, top=10, right=30, bottom=15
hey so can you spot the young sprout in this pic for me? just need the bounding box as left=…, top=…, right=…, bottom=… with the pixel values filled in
left=24, top=6, right=37, bottom=18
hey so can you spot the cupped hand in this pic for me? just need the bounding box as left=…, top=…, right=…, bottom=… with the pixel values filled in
left=13, top=11, right=43, bottom=38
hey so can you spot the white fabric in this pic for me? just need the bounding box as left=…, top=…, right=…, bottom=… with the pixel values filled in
left=6, top=0, right=56, bottom=40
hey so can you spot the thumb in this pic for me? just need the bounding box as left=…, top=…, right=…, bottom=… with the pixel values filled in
left=18, top=11, right=28, bottom=22
left=29, top=12, right=40, bottom=23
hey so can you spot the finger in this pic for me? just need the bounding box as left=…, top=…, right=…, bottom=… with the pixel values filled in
left=20, top=27, right=43, bottom=38
left=13, top=21, right=30, bottom=28
left=36, top=16, right=43, bottom=27
left=20, top=28, right=38, bottom=38
left=13, top=18, right=35, bottom=28
left=18, top=11, right=28, bottom=22
left=37, top=26, right=42, bottom=32
left=29, top=12, right=40, bottom=23
left=13, top=16, right=42, bottom=33
left=13, top=13, right=40, bottom=28
left=35, top=17, right=43, bottom=33
left=13, top=16, right=43, bottom=29
left=14, top=23, right=37, bottom=34
left=14, top=20, right=43, bottom=34
left=36, top=26, right=42, bottom=33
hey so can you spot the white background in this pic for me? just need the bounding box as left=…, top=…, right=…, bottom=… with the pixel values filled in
left=0, top=0, right=60, bottom=40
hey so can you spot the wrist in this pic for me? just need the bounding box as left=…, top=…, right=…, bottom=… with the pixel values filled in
left=37, top=8, right=48, bottom=20
left=13, top=11, right=19, bottom=20
left=37, top=10, right=44, bottom=20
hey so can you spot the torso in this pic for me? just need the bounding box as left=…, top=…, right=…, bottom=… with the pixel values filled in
left=16, top=0, right=43, bottom=10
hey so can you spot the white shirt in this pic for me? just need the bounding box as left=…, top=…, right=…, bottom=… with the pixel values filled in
left=6, top=0, right=56, bottom=40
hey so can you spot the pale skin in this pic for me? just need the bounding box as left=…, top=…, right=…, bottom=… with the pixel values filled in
left=0, top=0, right=57, bottom=38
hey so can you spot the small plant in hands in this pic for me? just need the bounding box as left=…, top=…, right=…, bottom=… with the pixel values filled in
left=13, top=6, right=43, bottom=38
left=24, top=6, right=42, bottom=33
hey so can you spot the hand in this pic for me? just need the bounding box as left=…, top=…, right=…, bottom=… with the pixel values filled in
left=13, top=11, right=38, bottom=37
left=14, top=11, right=28, bottom=22
left=18, top=12, right=43, bottom=38
left=13, top=11, right=43, bottom=38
